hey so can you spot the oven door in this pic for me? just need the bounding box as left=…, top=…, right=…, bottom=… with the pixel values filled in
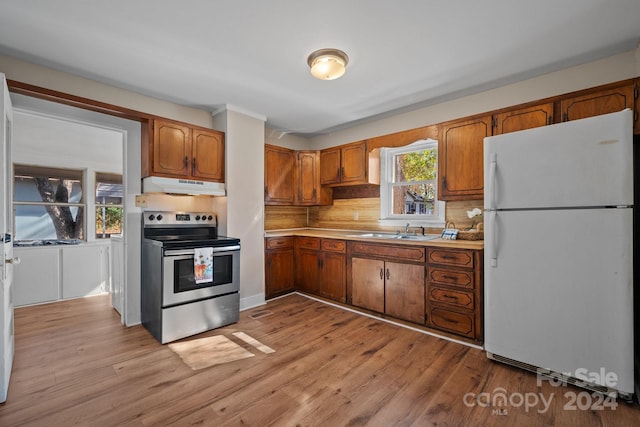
left=162, top=245, right=240, bottom=307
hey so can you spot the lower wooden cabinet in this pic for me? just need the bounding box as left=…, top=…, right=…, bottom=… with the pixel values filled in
left=295, top=237, right=347, bottom=303
left=266, top=235, right=483, bottom=342
left=351, top=257, right=385, bottom=313
left=265, top=237, right=295, bottom=299
left=348, top=242, right=426, bottom=324
left=425, top=247, right=483, bottom=340
left=384, top=261, right=425, bottom=324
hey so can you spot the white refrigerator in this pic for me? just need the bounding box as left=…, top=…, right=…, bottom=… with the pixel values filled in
left=483, top=109, right=634, bottom=398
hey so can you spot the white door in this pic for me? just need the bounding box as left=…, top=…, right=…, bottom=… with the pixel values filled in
left=484, top=207, right=634, bottom=395
left=484, top=109, right=633, bottom=210
left=0, top=73, right=15, bottom=403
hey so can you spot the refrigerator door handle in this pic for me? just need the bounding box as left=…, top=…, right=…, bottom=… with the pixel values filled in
left=488, top=153, right=497, bottom=210
left=488, top=210, right=498, bottom=267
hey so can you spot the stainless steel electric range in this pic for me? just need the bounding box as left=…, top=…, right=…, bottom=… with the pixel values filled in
left=141, top=211, right=240, bottom=344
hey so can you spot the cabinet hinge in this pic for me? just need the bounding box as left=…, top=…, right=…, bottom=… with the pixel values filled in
left=634, top=82, right=638, bottom=99
left=562, top=112, right=568, bottom=122
left=442, top=176, right=447, bottom=190
left=547, top=116, right=553, bottom=125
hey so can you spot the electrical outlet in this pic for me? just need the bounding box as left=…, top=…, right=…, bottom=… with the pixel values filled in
left=353, top=211, right=359, bottom=220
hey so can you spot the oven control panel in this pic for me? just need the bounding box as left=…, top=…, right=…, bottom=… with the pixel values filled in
left=144, top=211, right=217, bottom=226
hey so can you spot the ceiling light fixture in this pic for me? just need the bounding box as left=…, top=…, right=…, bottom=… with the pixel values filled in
left=307, top=48, right=349, bottom=80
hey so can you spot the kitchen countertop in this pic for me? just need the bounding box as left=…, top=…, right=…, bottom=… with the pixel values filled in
left=265, top=228, right=484, bottom=250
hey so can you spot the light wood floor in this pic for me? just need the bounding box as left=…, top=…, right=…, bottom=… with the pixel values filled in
left=0, top=294, right=638, bottom=426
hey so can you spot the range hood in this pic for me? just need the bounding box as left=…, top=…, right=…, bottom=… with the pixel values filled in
left=142, top=176, right=226, bottom=196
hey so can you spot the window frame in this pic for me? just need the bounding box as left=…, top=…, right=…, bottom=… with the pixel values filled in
left=12, top=164, right=86, bottom=242
left=379, top=139, right=446, bottom=228
left=94, top=172, right=124, bottom=239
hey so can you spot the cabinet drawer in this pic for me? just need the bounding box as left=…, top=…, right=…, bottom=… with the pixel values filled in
left=427, top=248, right=473, bottom=268
left=296, top=236, right=320, bottom=250
left=349, top=242, right=425, bottom=262
left=427, top=307, right=475, bottom=338
left=429, top=286, right=474, bottom=310
left=321, top=239, right=346, bottom=253
left=266, top=236, right=294, bottom=250
left=427, top=267, right=474, bottom=289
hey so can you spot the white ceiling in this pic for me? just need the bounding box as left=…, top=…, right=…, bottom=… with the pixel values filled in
left=1, top=1, right=639, bottom=137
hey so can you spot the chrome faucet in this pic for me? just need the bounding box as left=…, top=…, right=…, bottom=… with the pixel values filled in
left=405, top=223, right=410, bottom=235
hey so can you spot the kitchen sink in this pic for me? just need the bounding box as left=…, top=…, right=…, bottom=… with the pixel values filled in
left=346, top=233, right=440, bottom=241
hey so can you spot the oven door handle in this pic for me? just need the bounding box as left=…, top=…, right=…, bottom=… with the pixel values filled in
left=163, top=245, right=240, bottom=256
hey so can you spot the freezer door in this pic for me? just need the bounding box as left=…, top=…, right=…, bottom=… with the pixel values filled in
left=484, top=208, right=634, bottom=394
left=484, top=109, right=633, bottom=210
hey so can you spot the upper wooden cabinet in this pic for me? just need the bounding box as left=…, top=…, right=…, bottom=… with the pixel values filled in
left=559, top=84, right=635, bottom=123
left=297, top=151, right=324, bottom=205
left=492, top=103, right=554, bottom=135
left=144, top=119, right=224, bottom=182
left=265, top=146, right=331, bottom=206
left=320, top=141, right=369, bottom=186
left=264, top=145, right=296, bottom=205
left=438, top=115, right=491, bottom=201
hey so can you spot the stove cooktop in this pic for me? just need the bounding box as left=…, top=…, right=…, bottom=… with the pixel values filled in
left=144, top=235, right=240, bottom=249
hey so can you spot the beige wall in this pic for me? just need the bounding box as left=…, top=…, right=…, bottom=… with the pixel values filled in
left=213, top=109, right=266, bottom=310
left=0, top=54, right=213, bottom=128
left=310, top=48, right=640, bottom=149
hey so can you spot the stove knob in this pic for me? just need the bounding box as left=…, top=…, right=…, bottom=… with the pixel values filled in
left=156, top=214, right=163, bottom=221
left=202, top=216, right=207, bottom=221
left=207, top=215, right=213, bottom=221
left=195, top=215, right=201, bottom=221
left=148, top=214, right=155, bottom=221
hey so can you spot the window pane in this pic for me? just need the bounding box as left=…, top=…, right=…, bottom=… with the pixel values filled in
left=95, top=206, right=123, bottom=238
left=393, top=148, right=437, bottom=183
left=95, top=173, right=123, bottom=205
left=14, top=205, right=84, bottom=241
left=391, top=183, right=436, bottom=215
left=14, top=165, right=83, bottom=203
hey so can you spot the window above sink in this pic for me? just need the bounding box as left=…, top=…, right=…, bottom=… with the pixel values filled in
left=379, top=139, right=446, bottom=228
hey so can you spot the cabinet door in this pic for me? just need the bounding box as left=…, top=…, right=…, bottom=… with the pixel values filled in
left=319, top=252, right=346, bottom=303
left=351, top=257, right=384, bottom=313
left=153, top=120, right=191, bottom=177
left=560, top=85, right=634, bottom=123
left=439, top=115, right=491, bottom=200
left=493, top=103, right=553, bottom=135
left=297, top=151, right=320, bottom=205
left=320, top=147, right=341, bottom=185
left=192, top=129, right=224, bottom=182
left=384, top=261, right=425, bottom=324
left=265, top=249, right=295, bottom=299
left=265, top=145, right=296, bottom=204
left=296, top=249, right=319, bottom=294
left=340, top=141, right=367, bottom=184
